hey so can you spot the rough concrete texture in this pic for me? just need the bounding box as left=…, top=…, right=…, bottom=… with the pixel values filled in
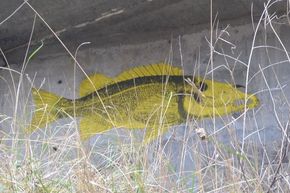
left=1, top=0, right=290, bottom=189
left=1, top=0, right=286, bottom=63
left=1, top=15, right=290, bottom=170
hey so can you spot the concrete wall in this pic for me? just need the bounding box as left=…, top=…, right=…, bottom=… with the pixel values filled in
left=1, top=16, right=290, bottom=179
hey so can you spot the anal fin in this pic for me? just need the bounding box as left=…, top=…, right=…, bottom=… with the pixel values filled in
left=79, top=114, right=112, bottom=141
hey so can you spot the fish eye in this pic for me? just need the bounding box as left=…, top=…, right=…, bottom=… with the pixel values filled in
left=198, top=82, right=208, bottom=91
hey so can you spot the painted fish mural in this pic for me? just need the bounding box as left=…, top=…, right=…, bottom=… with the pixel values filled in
left=26, top=63, right=259, bottom=143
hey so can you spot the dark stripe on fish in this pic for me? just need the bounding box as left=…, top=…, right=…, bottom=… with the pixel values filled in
left=78, top=75, right=197, bottom=101
left=234, top=84, right=245, bottom=88
left=178, top=94, right=188, bottom=120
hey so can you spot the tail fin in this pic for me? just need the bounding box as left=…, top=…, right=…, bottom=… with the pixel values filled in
left=26, top=88, right=62, bottom=133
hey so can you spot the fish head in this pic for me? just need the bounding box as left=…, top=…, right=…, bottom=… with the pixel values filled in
left=182, top=77, right=260, bottom=118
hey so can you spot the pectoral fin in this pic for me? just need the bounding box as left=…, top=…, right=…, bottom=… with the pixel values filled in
left=133, top=94, right=180, bottom=124
left=133, top=95, right=179, bottom=143
left=79, top=115, right=112, bottom=140
left=133, top=95, right=163, bottom=123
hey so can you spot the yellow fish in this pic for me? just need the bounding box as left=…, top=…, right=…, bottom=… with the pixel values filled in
left=26, top=63, right=259, bottom=143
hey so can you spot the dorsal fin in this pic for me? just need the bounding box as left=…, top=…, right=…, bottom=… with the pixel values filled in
left=79, top=74, right=112, bottom=97
left=79, top=63, right=183, bottom=97
left=114, top=63, right=183, bottom=82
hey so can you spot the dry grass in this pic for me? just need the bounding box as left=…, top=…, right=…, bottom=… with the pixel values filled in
left=0, top=0, right=290, bottom=192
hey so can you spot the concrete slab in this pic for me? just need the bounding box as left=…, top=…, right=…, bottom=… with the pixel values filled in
left=1, top=0, right=286, bottom=63
left=0, top=0, right=290, bottom=191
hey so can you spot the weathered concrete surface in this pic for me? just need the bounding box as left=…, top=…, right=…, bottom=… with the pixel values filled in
left=0, top=0, right=286, bottom=63
left=0, top=0, right=290, bottom=190
left=1, top=16, right=290, bottom=160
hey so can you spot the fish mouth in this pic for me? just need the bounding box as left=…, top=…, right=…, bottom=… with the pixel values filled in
left=246, top=94, right=260, bottom=108
left=233, top=95, right=259, bottom=109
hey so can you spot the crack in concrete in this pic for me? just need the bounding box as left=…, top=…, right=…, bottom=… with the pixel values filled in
left=75, top=9, right=125, bottom=29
